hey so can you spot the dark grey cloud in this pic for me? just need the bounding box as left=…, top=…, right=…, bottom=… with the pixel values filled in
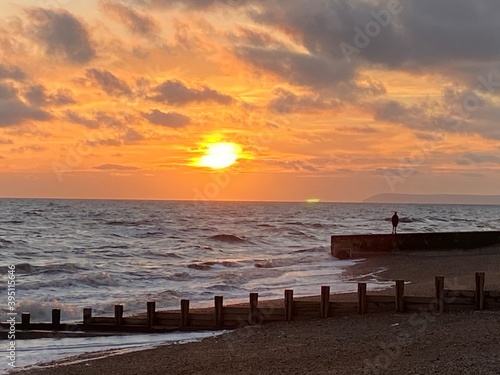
left=0, top=83, right=52, bottom=126
left=242, top=0, right=500, bottom=81
left=65, top=111, right=100, bottom=128
left=0, top=101, right=52, bottom=126
left=130, top=0, right=254, bottom=9
left=151, top=80, right=233, bottom=105
left=373, top=94, right=500, bottom=141
left=142, top=109, right=191, bottom=127
left=399, top=1, right=500, bottom=64
left=0, top=64, right=26, bottom=81
left=86, top=69, right=132, bottom=97
left=94, top=164, right=140, bottom=170
left=25, top=8, right=96, bottom=64
left=372, top=100, right=439, bottom=130
left=24, top=85, right=76, bottom=107
left=100, top=0, right=159, bottom=36
left=268, top=88, right=339, bottom=114
left=65, top=111, right=125, bottom=129
left=0, top=83, right=17, bottom=101
left=236, top=46, right=354, bottom=89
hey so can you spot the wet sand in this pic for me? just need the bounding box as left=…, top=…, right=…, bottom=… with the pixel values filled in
left=12, top=250, right=500, bottom=375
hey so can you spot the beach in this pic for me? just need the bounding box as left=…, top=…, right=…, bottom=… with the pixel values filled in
left=12, top=250, right=500, bottom=375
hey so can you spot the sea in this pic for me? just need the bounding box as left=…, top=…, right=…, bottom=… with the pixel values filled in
left=1, top=199, right=499, bottom=373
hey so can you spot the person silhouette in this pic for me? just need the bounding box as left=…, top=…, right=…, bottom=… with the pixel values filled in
left=391, top=212, right=399, bottom=234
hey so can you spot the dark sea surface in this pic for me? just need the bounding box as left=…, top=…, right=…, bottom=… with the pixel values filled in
left=1, top=199, right=498, bottom=371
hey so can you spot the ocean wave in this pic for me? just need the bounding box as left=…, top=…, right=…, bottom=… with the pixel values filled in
left=287, top=229, right=311, bottom=237
left=0, top=220, right=24, bottom=224
left=134, top=230, right=167, bottom=238
left=187, top=263, right=213, bottom=271
left=21, top=272, right=120, bottom=289
left=166, top=272, right=193, bottom=281
left=104, top=219, right=157, bottom=227
left=143, top=250, right=184, bottom=259
left=91, top=245, right=130, bottom=250
left=209, top=234, right=247, bottom=243
left=206, top=284, right=246, bottom=292
left=0, top=238, right=13, bottom=247
left=292, top=246, right=327, bottom=254
left=187, top=259, right=246, bottom=271
left=383, top=217, right=422, bottom=223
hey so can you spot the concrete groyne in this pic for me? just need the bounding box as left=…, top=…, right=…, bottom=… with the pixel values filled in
left=331, top=231, right=500, bottom=259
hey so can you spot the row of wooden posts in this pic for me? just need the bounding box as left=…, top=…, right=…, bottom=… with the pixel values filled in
left=5, top=272, right=499, bottom=335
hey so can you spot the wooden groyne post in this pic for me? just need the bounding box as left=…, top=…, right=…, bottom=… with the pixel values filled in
left=115, top=305, right=124, bottom=326
left=249, top=293, right=259, bottom=325
left=358, top=283, right=367, bottom=315
left=215, top=296, right=224, bottom=329
left=21, top=313, right=30, bottom=329
left=284, top=289, right=293, bottom=321
left=435, top=276, right=445, bottom=313
left=395, top=280, right=405, bottom=313
left=180, top=300, right=190, bottom=327
left=320, top=286, right=330, bottom=318
left=475, top=272, right=485, bottom=310
left=83, top=308, right=92, bottom=324
left=52, top=309, right=61, bottom=328
left=147, top=302, right=156, bottom=328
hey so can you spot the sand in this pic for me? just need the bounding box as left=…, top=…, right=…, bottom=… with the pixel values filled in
left=12, top=250, right=500, bottom=375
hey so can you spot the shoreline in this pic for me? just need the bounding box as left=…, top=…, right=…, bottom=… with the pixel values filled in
left=12, top=249, right=500, bottom=375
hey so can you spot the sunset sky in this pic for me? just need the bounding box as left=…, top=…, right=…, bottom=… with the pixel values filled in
left=1, top=0, right=499, bottom=202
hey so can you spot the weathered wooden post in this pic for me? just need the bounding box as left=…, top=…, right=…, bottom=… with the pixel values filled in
left=475, top=272, right=485, bottom=310
left=249, top=293, right=259, bottom=325
left=21, top=312, right=30, bottom=329
left=358, top=283, right=367, bottom=315
left=284, top=289, right=294, bottom=321
left=320, top=286, right=330, bottom=318
left=180, top=299, right=190, bottom=327
left=114, top=305, right=124, bottom=326
left=52, top=309, right=61, bottom=328
left=435, top=276, right=445, bottom=313
left=147, top=302, right=156, bottom=329
left=83, top=308, right=92, bottom=325
left=214, top=296, right=224, bottom=329
left=395, top=280, right=405, bottom=313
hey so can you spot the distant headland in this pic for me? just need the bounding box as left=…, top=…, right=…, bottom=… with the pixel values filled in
left=363, top=193, right=500, bottom=205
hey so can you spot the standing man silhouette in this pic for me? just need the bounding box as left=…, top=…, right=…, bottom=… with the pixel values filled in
left=392, top=212, right=399, bottom=234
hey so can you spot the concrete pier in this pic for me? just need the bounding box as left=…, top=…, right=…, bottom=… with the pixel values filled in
left=331, top=231, right=500, bottom=259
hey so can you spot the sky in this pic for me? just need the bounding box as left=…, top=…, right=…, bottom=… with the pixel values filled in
left=0, top=0, right=500, bottom=202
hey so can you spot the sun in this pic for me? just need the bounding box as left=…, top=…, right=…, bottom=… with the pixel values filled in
left=196, top=142, right=242, bottom=169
